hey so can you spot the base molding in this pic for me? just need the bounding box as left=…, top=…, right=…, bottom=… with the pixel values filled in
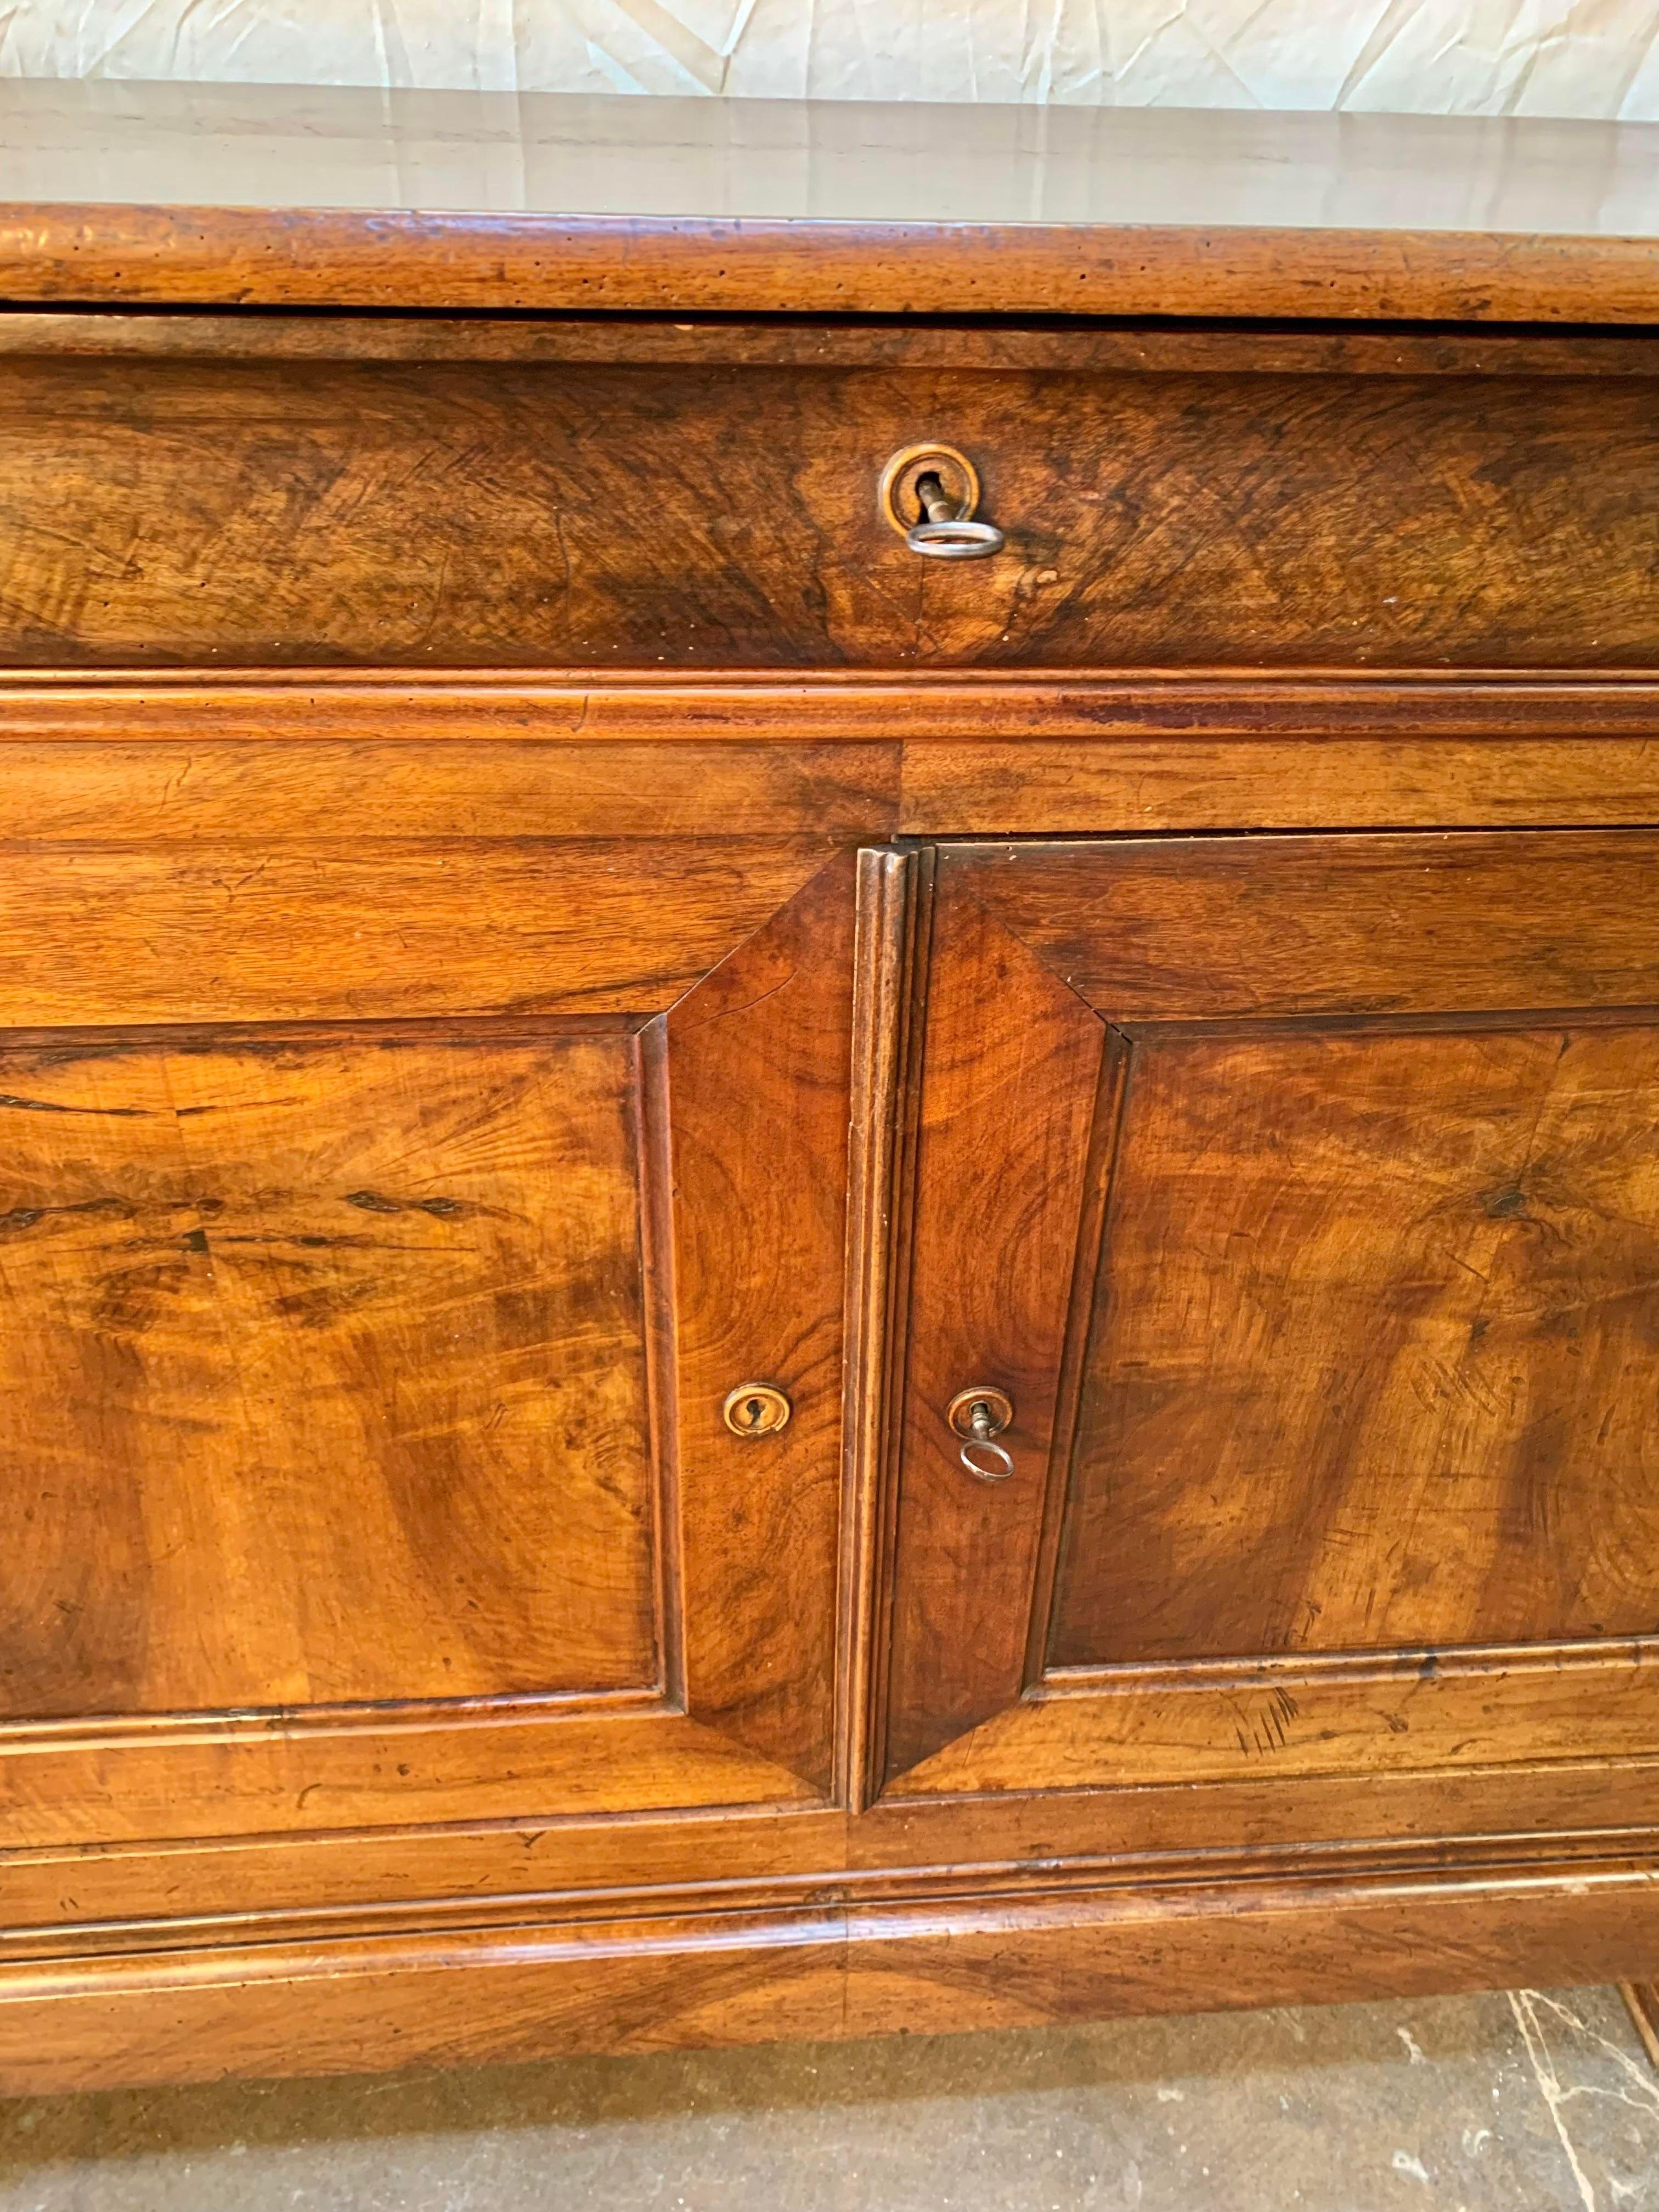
left=4, top=1856, right=1656, bottom=2096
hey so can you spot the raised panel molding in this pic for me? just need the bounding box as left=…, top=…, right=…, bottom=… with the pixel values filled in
left=665, top=852, right=858, bottom=1793
left=873, top=837, right=1659, bottom=1801
left=0, top=853, right=861, bottom=1848
left=0, top=1020, right=665, bottom=1724
left=878, top=880, right=1109, bottom=1784
left=2, top=692, right=1657, bottom=2051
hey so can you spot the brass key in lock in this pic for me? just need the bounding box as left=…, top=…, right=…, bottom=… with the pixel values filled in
left=877, top=442, right=1006, bottom=560
left=946, top=1386, right=1015, bottom=1481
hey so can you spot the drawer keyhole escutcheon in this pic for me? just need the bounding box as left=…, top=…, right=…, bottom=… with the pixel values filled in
left=947, top=1385, right=1016, bottom=1481
left=722, top=1383, right=793, bottom=1438
left=879, top=443, right=1006, bottom=561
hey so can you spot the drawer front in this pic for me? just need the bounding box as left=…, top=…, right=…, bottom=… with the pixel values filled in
left=3, top=346, right=1657, bottom=669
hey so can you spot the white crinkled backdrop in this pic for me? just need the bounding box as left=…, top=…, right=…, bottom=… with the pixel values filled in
left=2, top=1, right=1659, bottom=116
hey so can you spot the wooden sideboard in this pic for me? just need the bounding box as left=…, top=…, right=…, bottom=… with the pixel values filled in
left=1, top=81, right=1658, bottom=2093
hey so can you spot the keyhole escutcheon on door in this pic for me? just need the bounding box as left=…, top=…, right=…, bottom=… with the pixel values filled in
left=722, top=1383, right=793, bottom=1437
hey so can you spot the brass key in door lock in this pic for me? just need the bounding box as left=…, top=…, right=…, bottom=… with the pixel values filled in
left=946, top=1386, right=1015, bottom=1481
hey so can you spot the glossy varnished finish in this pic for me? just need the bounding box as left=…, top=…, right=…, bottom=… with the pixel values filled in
left=0, top=674, right=1657, bottom=2045
left=0, top=120, right=1656, bottom=2087
left=1, top=1863, right=1658, bottom=2096
left=0, top=669, right=1656, bottom=2078
left=0, top=1022, right=662, bottom=1717
left=2, top=84, right=1659, bottom=320
left=876, top=834, right=1659, bottom=1807
left=0, top=848, right=859, bottom=1854
left=0, top=839, right=838, bottom=1025
left=1049, top=1023, right=1659, bottom=1667
left=951, top=830, right=1659, bottom=1016
left=4, top=336, right=1659, bottom=669
left=664, top=856, right=857, bottom=1792
left=7, top=667, right=1659, bottom=740
left=883, top=879, right=1109, bottom=1781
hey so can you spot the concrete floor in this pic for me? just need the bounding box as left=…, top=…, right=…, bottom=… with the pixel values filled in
left=0, top=1985, right=1653, bottom=2210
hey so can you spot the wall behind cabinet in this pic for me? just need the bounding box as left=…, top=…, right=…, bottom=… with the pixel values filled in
left=4, top=0, right=1659, bottom=117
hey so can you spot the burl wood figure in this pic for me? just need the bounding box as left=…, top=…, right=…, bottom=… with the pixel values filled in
left=0, top=79, right=1655, bottom=2091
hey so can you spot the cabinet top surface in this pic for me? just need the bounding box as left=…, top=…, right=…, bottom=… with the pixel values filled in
left=1, top=79, right=1658, bottom=322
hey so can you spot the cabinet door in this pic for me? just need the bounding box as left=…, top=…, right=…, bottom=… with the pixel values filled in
left=0, top=853, right=854, bottom=1848
left=880, top=832, right=1659, bottom=1802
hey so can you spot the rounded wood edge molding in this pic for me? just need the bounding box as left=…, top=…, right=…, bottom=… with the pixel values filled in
left=3, top=208, right=1659, bottom=324
left=0, top=666, right=1656, bottom=747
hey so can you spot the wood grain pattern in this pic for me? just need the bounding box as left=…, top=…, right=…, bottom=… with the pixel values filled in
left=10, top=317, right=1659, bottom=381
left=884, top=830, right=1659, bottom=1807
left=0, top=1857, right=1655, bottom=2096
left=897, top=1647, right=1659, bottom=1796
left=845, top=1763, right=1659, bottom=1883
left=950, top=832, right=1659, bottom=1022
left=0, top=1711, right=820, bottom=1852
left=0, top=1907, right=849, bottom=2095
left=13, top=679, right=1659, bottom=847
left=0, top=848, right=866, bottom=1864
left=4, top=355, right=1659, bottom=669
left=0, top=840, right=832, bottom=1025
left=1051, top=1023, right=1659, bottom=1668
left=0, top=741, right=898, bottom=844
left=0, top=1024, right=658, bottom=1717
left=4, top=134, right=1659, bottom=2081
left=5, top=671, right=1659, bottom=746
left=1, top=1760, right=1655, bottom=1946
left=838, top=848, right=916, bottom=1812
left=842, top=1864, right=1659, bottom=2042
left=6, top=163, right=1659, bottom=2073
left=902, top=736, right=1659, bottom=835
left=882, top=882, right=1107, bottom=1782
left=4, top=210, right=1659, bottom=328
left=1, top=783, right=1655, bottom=2069
left=667, top=857, right=858, bottom=1792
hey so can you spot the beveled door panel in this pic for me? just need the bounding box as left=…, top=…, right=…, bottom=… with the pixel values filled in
left=878, top=832, right=1659, bottom=1800
left=0, top=1023, right=658, bottom=1717
left=1049, top=1023, right=1659, bottom=1669
left=0, top=854, right=856, bottom=1844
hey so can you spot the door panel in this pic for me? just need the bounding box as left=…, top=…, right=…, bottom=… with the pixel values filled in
left=879, top=833, right=1659, bottom=1799
left=0, top=854, right=855, bottom=1841
left=0, top=1023, right=658, bottom=1717
left=1050, top=1022, right=1659, bottom=1668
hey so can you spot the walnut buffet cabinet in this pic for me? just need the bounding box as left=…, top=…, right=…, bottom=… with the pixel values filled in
left=0, top=82, right=1658, bottom=2092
